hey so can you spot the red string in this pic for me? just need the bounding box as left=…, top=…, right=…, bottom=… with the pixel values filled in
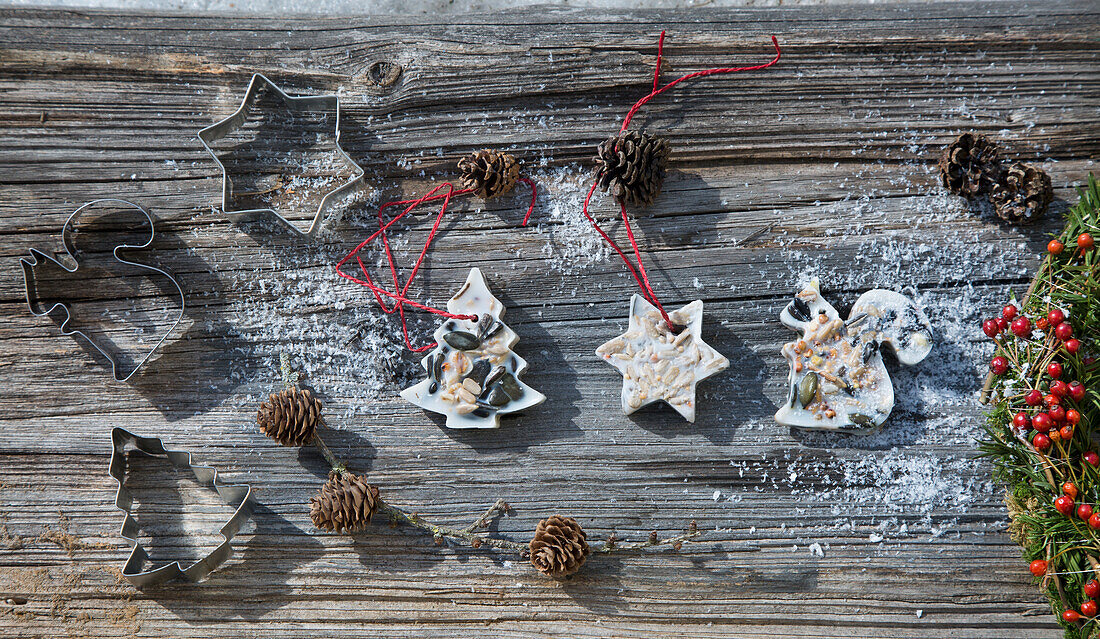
left=336, top=177, right=538, bottom=352
left=585, top=31, right=782, bottom=330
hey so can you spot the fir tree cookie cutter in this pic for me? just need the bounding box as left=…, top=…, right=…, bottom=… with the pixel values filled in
left=110, top=427, right=254, bottom=587
left=198, top=73, right=367, bottom=237
left=20, top=199, right=186, bottom=382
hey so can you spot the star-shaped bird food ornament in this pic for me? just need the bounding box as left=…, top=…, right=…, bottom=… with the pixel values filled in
left=401, top=268, right=545, bottom=429
left=596, top=295, right=730, bottom=422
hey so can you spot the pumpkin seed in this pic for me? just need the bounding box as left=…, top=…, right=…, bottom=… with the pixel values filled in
left=798, top=372, right=819, bottom=408
left=465, top=359, right=490, bottom=386
left=849, top=413, right=875, bottom=428
left=443, top=330, right=481, bottom=351
left=485, top=384, right=511, bottom=407
left=500, top=373, right=523, bottom=400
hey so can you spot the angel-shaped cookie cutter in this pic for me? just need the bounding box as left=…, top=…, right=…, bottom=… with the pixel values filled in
left=110, top=427, right=254, bottom=587
left=198, top=73, right=367, bottom=237
left=20, top=199, right=185, bottom=382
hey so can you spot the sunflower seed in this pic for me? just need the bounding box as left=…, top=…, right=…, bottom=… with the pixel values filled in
left=457, top=388, right=477, bottom=404
left=462, top=378, right=482, bottom=395
left=789, top=297, right=812, bottom=323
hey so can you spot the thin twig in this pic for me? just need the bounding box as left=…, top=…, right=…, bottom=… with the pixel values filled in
left=379, top=501, right=528, bottom=551
left=464, top=499, right=509, bottom=533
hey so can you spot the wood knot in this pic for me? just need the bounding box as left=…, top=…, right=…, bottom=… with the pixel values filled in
left=365, top=61, right=402, bottom=89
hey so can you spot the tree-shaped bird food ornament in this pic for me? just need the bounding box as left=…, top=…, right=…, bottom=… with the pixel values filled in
left=585, top=31, right=781, bottom=421
left=400, top=268, right=545, bottom=429
left=774, top=279, right=933, bottom=432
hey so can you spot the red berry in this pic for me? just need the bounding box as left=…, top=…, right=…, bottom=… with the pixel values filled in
left=1045, top=394, right=1061, bottom=407
left=1049, top=239, right=1065, bottom=255
left=1079, top=233, right=1095, bottom=251
left=990, top=356, right=1009, bottom=375
left=1038, top=317, right=1050, bottom=332
left=1034, top=433, right=1052, bottom=450
left=1030, top=559, right=1049, bottom=575
left=1086, top=580, right=1100, bottom=598
left=1065, top=609, right=1083, bottom=623
left=995, top=316, right=1009, bottom=331
left=1092, top=513, right=1100, bottom=530
left=1051, top=405, right=1067, bottom=422
left=1080, top=504, right=1094, bottom=520
left=1071, top=382, right=1087, bottom=402
left=1013, top=412, right=1031, bottom=430
left=1033, top=412, right=1053, bottom=433
left=982, top=319, right=1000, bottom=338
left=1065, top=482, right=1080, bottom=499
left=1003, top=304, right=1018, bottom=320
left=1026, top=389, right=1043, bottom=405
left=1056, top=322, right=1074, bottom=341
left=1082, top=600, right=1098, bottom=617
left=1051, top=380, right=1069, bottom=397
left=1056, top=494, right=1076, bottom=515
left=1067, top=409, right=1082, bottom=425
left=1048, top=309, right=1066, bottom=326
left=1062, top=425, right=1076, bottom=440
left=1066, top=338, right=1081, bottom=354
left=1011, top=317, right=1032, bottom=338
left=1086, top=451, right=1100, bottom=466
left=1049, top=362, right=1064, bottom=378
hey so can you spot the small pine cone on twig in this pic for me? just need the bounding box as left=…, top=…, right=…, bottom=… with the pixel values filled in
left=594, top=130, right=671, bottom=208
left=458, top=149, right=521, bottom=199
left=528, top=515, right=590, bottom=578
left=938, top=132, right=1003, bottom=198
left=309, top=471, right=379, bottom=533
left=989, top=162, right=1053, bottom=224
left=256, top=388, right=322, bottom=447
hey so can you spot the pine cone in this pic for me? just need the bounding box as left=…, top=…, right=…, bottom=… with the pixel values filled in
left=938, top=132, right=1003, bottom=198
left=257, top=388, right=321, bottom=447
left=528, top=515, right=590, bottom=578
left=309, top=471, right=379, bottom=533
left=989, top=162, right=1053, bottom=224
left=458, top=149, right=521, bottom=199
left=594, top=130, right=671, bottom=208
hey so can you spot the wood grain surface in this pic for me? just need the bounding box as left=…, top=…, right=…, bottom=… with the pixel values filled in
left=1, top=3, right=1098, bottom=637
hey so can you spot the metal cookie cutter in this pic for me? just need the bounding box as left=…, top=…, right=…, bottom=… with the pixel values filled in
left=20, top=199, right=186, bottom=382
left=110, top=427, right=254, bottom=587
left=198, top=73, right=367, bottom=237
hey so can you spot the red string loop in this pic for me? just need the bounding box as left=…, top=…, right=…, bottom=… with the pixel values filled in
left=336, top=177, right=538, bottom=352
left=586, top=31, right=782, bottom=330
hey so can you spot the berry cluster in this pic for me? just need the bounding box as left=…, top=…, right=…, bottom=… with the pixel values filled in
left=1062, top=578, right=1100, bottom=623
left=984, top=302, right=1083, bottom=453
left=979, top=175, right=1100, bottom=637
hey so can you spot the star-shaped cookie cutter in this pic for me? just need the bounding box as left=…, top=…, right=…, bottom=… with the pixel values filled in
left=198, top=73, right=366, bottom=237
left=20, top=199, right=186, bottom=382
left=110, top=427, right=254, bottom=587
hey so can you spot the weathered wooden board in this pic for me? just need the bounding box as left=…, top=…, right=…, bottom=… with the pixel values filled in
left=0, top=2, right=1098, bottom=637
